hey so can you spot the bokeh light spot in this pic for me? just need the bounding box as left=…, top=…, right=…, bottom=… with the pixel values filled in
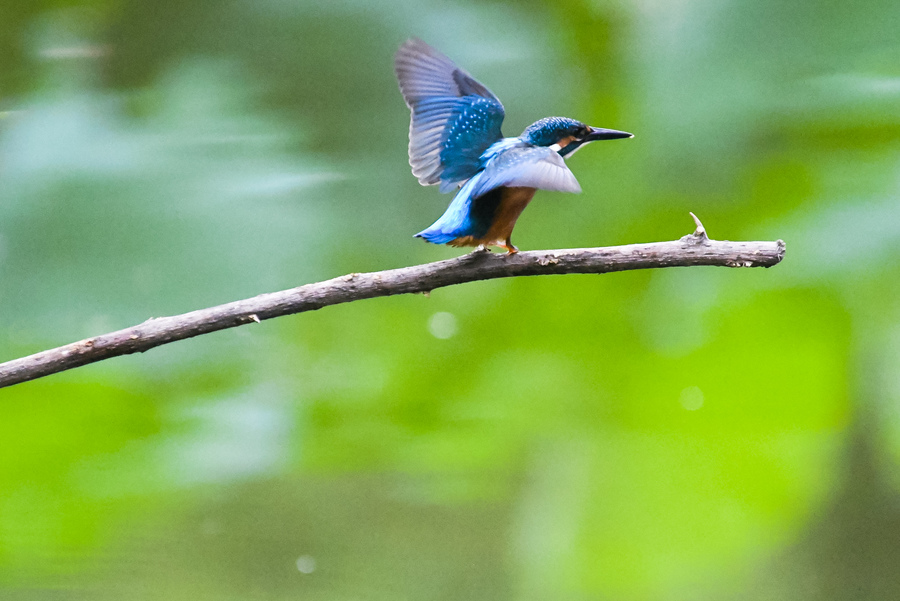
left=679, top=386, right=704, bottom=411
left=295, top=554, right=316, bottom=574
left=428, top=312, right=458, bottom=339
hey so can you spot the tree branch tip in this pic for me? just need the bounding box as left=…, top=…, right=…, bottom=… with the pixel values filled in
left=249, top=314, right=261, bottom=324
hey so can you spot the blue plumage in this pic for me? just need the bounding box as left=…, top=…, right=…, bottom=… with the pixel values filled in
left=415, top=176, right=486, bottom=244
left=438, top=97, right=504, bottom=189
left=522, top=117, right=585, bottom=146
left=395, top=39, right=632, bottom=253
left=396, top=39, right=505, bottom=191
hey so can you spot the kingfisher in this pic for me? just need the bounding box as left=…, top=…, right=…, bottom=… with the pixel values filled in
left=395, top=38, right=632, bottom=254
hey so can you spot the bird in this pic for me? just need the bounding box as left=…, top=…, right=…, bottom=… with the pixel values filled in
left=395, top=38, right=632, bottom=254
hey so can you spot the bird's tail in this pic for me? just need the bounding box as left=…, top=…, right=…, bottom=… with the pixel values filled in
left=413, top=177, right=480, bottom=244
left=414, top=227, right=457, bottom=245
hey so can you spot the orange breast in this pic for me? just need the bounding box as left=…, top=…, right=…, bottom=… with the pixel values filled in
left=482, top=186, right=537, bottom=245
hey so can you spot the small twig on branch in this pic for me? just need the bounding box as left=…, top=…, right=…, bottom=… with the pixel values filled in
left=0, top=215, right=785, bottom=389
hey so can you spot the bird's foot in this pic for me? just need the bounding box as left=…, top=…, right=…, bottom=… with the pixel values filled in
left=500, top=242, right=519, bottom=255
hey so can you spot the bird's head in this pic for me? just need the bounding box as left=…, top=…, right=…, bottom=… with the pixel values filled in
left=521, top=117, right=632, bottom=157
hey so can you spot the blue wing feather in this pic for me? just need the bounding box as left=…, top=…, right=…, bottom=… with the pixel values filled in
left=395, top=39, right=505, bottom=191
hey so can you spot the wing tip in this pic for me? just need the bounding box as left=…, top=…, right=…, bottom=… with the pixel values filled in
left=394, top=37, right=441, bottom=69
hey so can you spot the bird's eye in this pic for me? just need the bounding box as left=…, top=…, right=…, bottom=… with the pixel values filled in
left=578, top=127, right=590, bottom=139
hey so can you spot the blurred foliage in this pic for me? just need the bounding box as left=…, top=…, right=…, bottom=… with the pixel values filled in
left=1, top=0, right=900, bottom=599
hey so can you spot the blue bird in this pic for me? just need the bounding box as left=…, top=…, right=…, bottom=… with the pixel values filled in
left=395, top=38, right=632, bottom=254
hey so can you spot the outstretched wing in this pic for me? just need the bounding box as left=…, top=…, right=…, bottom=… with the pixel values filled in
left=469, top=146, right=582, bottom=199
left=395, top=38, right=506, bottom=192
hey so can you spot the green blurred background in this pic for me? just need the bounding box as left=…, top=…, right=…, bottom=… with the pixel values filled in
left=1, top=0, right=899, bottom=599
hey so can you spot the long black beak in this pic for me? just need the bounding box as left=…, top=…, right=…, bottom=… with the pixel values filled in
left=558, top=127, right=633, bottom=157
left=586, top=127, right=633, bottom=141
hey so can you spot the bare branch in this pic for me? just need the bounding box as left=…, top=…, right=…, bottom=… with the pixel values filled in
left=0, top=218, right=785, bottom=388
